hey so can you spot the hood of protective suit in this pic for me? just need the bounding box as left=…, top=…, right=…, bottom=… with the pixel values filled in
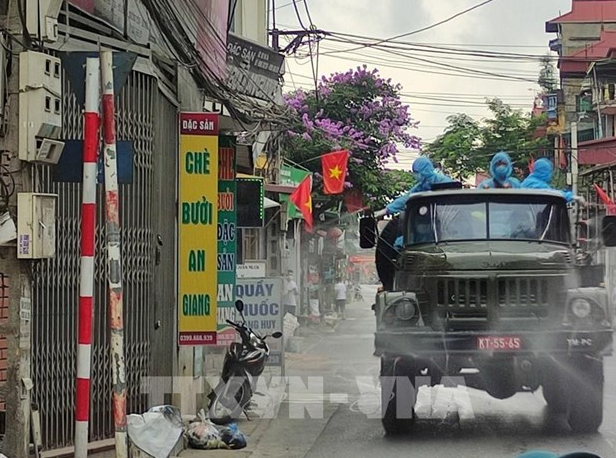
left=412, top=157, right=435, bottom=181
left=531, top=158, right=553, bottom=183
left=490, top=151, right=513, bottom=184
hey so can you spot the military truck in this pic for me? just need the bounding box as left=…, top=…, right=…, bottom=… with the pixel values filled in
left=360, top=188, right=616, bottom=435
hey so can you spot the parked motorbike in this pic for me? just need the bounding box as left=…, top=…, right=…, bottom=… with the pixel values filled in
left=354, top=284, right=363, bottom=301
left=208, top=300, right=282, bottom=425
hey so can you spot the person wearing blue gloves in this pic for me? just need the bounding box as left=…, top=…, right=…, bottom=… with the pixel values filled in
left=520, top=157, right=585, bottom=205
left=374, top=157, right=453, bottom=219
left=477, top=151, right=521, bottom=189
left=372, top=157, right=453, bottom=290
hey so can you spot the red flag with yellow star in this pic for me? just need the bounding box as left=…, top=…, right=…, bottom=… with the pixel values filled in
left=322, top=150, right=350, bottom=195
left=290, top=174, right=313, bottom=231
left=594, top=184, right=616, bottom=215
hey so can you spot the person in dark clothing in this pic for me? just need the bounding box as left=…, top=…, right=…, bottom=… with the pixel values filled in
left=375, top=216, right=401, bottom=292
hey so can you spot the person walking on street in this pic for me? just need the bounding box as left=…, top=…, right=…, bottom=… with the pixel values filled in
left=283, top=270, right=299, bottom=316
left=334, top=277, right=347, bottom=319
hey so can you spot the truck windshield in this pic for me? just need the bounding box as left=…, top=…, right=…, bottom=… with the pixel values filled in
left=406, top=197, right=570, bottom=245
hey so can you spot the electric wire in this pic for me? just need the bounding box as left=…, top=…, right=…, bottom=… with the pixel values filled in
left=321, top=0, right=498, bottom=56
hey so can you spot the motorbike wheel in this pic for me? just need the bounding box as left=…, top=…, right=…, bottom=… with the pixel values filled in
left=208, top=377, right=251, bottom=425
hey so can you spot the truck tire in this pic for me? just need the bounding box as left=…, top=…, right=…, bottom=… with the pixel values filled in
left=380, top=357, right=416, bottom=435
left=567, top=356, right=604, bottom=434
left=542, top=359, right=568, bottom=413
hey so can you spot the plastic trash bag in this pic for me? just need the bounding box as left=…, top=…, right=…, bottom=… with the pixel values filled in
left=127, top=405, right=183, bottom=458
left=186, top=410, right=229, bottom=450
left=148, top=405, right=182, bottom=428
left=219, top=422, right=247, bottom=449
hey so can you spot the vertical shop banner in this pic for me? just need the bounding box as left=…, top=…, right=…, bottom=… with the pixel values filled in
left=178, top=113, right=219, bottom=345
left=236, top=278, right=283, bottom=366
left=217, top=136, right=237, bottom=346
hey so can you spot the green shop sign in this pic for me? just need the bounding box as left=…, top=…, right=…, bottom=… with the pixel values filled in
left=280, top=163, right=310, bottom=220
left=217, top=136, right=237, bottom=345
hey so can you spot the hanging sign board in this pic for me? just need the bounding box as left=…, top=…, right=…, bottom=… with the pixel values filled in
left=216, top=136, right=238, bottom=346
left=236, top=278, right=283, bottom=366
left=178, top=112, right=219, bottom=345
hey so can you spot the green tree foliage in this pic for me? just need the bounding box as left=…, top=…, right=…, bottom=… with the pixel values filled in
left=421, top=113, right=482, bottom=181
left=281, top=66, right=420, bottom=212
left=424, top=98, right=549, bottom=180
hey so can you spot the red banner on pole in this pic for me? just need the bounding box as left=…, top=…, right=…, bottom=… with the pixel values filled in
left=594, top=184, right=616, bottom=215
left=289, top=175, right=313, bottom=231
left=321, top=150, right=349, bottom=195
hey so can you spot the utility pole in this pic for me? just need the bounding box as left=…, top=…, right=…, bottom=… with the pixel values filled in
left=1, top=1, right=32, bottom=457
left=571, top=121, right=579, bottom=196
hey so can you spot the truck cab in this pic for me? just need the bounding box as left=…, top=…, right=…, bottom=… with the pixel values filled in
left=361, top=188, right=615, bottom=435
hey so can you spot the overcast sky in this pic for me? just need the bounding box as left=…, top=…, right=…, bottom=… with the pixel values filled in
left=274, top=0, right=571, bottom=169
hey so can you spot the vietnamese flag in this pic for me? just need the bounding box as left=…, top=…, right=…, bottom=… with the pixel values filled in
left=594, top=184, right=616, bottom=215
left=290, top=174, right=313, bottom=231
left=322, top=150, right=350, bottom=195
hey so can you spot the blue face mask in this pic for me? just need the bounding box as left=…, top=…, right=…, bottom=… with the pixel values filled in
left=414, top=172, right=422, bottom=182
left=494, top=163, right=508, bottom=180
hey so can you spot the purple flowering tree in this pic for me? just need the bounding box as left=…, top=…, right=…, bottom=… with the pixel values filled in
left=282, top=65, right=420, bottom=212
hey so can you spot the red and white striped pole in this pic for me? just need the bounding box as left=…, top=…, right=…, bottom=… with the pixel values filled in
left=101, top=49, right=128, bottom=458
left=75, top=56, right=100, bottom=458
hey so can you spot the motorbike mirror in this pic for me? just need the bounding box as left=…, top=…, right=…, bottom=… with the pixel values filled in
left=271, top=331, right=283, bottom=339
left=235, top=300, right=244, bottom=313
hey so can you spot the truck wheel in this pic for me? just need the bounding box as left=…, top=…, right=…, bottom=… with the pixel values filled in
left=567, top=356, right=604, bottom=434
left=380, top=357, right=416, bottom=435
left=542, top=359, right=568, bottom=413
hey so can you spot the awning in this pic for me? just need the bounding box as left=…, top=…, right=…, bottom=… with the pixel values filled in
left=264, top=197, right=280, bottom=209
left=264, top=183, right=297, bottom=194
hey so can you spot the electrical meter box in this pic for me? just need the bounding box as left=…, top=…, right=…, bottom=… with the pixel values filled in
left=17, top=193, right=57, bottom=259
left=18, top=51, right=64, bottom=164
left=25, top=0, right=62, bottom=43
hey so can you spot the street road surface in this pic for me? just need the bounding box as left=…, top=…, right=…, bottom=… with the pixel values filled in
left=249, top=284, right=616, bottom=458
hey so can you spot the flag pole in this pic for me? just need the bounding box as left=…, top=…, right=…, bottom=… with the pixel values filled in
left=101, top=49, right=128, bottom=458
left=75, top=56, right=100, bottom=458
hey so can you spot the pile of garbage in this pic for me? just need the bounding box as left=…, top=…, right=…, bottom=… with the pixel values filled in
left=127, top=406, right=247, bottom=457
left=185, top=410, right=247, bottom=450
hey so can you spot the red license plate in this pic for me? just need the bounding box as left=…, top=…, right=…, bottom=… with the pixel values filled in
left=477, top=336, right=522, bottom=350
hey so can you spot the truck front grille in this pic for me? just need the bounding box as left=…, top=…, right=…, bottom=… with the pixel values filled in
left=497, top=277, right=549, bottom=307
left=430, top=275, right=564, bottom=329
left=437, top=278, right=488, bottom=308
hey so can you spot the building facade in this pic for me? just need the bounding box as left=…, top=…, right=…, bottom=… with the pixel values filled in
left=0, top=0, right=286, bottom=455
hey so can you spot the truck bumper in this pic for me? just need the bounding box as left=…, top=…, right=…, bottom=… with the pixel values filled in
left=374, top=329, right=614, bottom=358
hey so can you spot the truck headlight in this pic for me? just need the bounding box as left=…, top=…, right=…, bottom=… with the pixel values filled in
left=394, top=298, right=417, bottom=321
left=570, top=298, right=591, bottom=318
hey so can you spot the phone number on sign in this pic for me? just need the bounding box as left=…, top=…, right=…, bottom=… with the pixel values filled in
left=179, top=333, right=216, bottom=344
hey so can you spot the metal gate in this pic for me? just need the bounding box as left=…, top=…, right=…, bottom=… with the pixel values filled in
left=31, top=66, right=176, bottom=449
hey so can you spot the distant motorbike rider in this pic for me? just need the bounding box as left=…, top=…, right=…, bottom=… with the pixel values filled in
left=477, top=151, right=520, bottom=189
left=520, top=158, right=585, bottom=205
